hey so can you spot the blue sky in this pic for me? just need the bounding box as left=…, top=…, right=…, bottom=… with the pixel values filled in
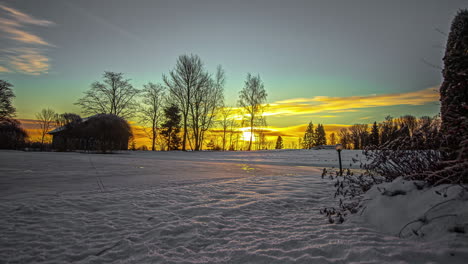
left=0, top=0, right=465, bottom=127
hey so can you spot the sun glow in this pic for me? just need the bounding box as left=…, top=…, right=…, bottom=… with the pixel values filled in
left=241, top=131, right=255, bottom=142
left=240, top=128, right=256, bottom=142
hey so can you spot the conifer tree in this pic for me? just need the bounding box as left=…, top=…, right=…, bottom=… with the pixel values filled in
left=302, top=122, right=315, bottom=149
left=315, top=124, right=327, bottom=146
left=275, top=136, right=283, bottom=149
left=370, top=121, right=379, bottom=146
left=161, top=104, right=182, bottom=151
left=440, top=9, right=468, bottom=161
left=0, top=80, right=16, bottom=120
left=329, top=132, right=337, bottom=145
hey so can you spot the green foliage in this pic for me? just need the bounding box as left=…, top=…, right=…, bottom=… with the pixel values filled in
left=302, top=122, right=315, bottom=149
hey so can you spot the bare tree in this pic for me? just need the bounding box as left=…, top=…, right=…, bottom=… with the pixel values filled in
left=238, top=73, right=268, bottom=151
left=35, top=108, right=57, bottom=146
left=75, top=72, right=140, bottom=119
left=164, top=55, right=210, bottom=150
left=164, top=55, right=225, bottom=151
left=220, top=105, right=233, bottom=151
left=190, top=65, right=225, bottom=150
left=140, top=83, right=165, bottom=151
left=338, top=128, right=351, bottom=149
left=349, top=124, right=369, bottom=149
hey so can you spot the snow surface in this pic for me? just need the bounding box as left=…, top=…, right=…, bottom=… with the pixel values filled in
left=0, top=150, right=466, bottom=263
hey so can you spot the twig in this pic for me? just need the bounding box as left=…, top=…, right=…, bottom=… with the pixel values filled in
left=398, top=219, right=422, bottom=238
left=424, top=198, right=456, bottom=216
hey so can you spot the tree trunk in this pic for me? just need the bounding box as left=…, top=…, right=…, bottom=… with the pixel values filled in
left=182, top=114, right=187, bottom=151
left=248, top=118, right=254, bottom=151
left=152, top=126, right=156, bottom=151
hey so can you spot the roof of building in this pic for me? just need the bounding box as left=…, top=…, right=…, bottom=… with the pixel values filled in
left=47, top=115, right=94, bottom=135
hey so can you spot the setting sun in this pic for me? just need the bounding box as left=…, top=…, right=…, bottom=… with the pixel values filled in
left=0, top=1, right=466, bottom=263
left=241, top=131, right=255, bottom=142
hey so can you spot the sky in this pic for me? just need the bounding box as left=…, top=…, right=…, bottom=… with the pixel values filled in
left=0, top=0, right=466, bottom=134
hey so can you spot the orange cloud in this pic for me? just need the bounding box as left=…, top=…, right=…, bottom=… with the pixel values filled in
left=0, top=4, right=54, bottom=26
left=2, top=27, right=52, bottom=46
left=0, top=65, right=11, bottom=72
left=264, top=87, right=439, bottom=117
left=6, top=48, right=50, bottom=75
left=0, top=3, right=54, bottom=75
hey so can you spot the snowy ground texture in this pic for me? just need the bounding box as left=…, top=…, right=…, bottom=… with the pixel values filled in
left=0, top=150, right=467, bottom=263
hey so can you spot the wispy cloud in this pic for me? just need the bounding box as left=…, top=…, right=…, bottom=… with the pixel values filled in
left=4, top=48, right=50, bottom=75
left=0, top=3, right=54, bottom=75
left=264, top=87, right=439, bottom=117
left=0, top=4, right=54, bottom=26
left=0, top=65, right=11, bottom=72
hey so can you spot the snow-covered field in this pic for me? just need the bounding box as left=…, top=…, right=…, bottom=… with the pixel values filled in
left=0, top=150, right=466, bottom=263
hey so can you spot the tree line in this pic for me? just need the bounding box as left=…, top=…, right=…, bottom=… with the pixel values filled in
left=337, top=115, right=441, bottom=150
left=0, top=54, right=270, bottom=151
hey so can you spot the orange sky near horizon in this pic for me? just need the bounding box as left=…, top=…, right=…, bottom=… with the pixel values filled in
left=19, top=118, right=351, bottom=150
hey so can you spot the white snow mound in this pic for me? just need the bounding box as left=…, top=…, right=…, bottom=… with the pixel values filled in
left=355, top=177, right=468, bottom=245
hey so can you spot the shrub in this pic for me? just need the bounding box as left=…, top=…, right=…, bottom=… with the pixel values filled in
left=0, top=118, right=27, bottom=149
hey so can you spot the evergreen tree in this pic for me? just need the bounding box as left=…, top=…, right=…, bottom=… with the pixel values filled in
left=0, top=80, right=27, bottom=149
left=321, top=124, right=327, bottom=145
left=315, top=124, right=327, bottom=145
left=302, top=122, right=315, bottom=149
left=329, top=132, right=337, bottom=145
left=370, top=121, right=379, bottom=146
left=0, top=80, right=16, bottom=120
left=275, top=136, right=283, bottom=149
left=161, top=104, right=182, bottom=151
left=440, top=9, right=468, bottom=161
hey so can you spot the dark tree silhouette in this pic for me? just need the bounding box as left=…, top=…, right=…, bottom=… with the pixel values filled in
left=0, top=118, right=27, bottom=149
left=220, top=106, right=233, bottom=151
left=427, top=9, right=468, bottom=183
left=35, top=108, right=57, bottom=146
left=56, top=113, right=82, bottom=128
left=380, top=116, right=398, bottom=145
left=164, top=55, right=210, bottom=151
left=0, top=80, right=16, bottom=120
left=370, top=121, right=379, bottom=146
left=349, top=124, right=368, bottom=149
left=329, top=132, right=337, bottom=145
left=190, top=65, right=225, bottom=150
left=80, top=114, right=132, bottom=153
left=302, top=122, right=315, bottom=149
left=161, top=104, right=182, bottom=151
left=315, top=124, right=327, bottom=146
left=440, top=10, right=468, bottom=160
left=238, top=73, right=267, bottom=151
left=75, top=72, right=140, bottom=119
left=275, top=136, right=283, bottom=149
left=338, top=128, right=351, bottom=149
left=140, top=83, right=165, bottom=151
